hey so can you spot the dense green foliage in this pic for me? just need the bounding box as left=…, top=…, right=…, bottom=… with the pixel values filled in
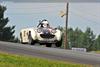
left=58, top=26, right=100, bottom=51
left=0, top=52, right=91, bottom=67
left=95, top=35, right=100, bottom=50
left=68, top=27, right=100, bottom=51
left=0, top=5, right=15, bottom=42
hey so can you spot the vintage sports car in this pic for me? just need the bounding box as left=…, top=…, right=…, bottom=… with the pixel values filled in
left=20, top=20, right=62, bottom=47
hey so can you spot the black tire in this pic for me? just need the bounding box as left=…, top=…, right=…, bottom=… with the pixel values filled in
left=55, top=38, right=62, bottom=47
left=20, top=32, right=23, bottom=44
left=46, top=43, right=52, bottom=47
left=55, top=42, right=62, bottom=47
left=28, top=36, right=32, bottom=45
left=28, top=32, right=35, bottom=45
left=28, top=36, right=35, bottom=45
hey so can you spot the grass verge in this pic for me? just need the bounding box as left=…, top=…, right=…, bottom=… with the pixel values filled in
left=95, top=51, right=100, bottom=54
left=0, top=52, right=92, bottom=67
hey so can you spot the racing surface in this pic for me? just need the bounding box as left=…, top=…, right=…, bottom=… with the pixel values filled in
left=0, top=41, right=100, bottom=65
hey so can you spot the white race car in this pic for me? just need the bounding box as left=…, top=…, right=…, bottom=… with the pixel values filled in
left=20, top=20, right=62, bottom=47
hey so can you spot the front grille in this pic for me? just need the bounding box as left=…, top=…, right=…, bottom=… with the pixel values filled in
left=40, top=34, right=55, bottom=38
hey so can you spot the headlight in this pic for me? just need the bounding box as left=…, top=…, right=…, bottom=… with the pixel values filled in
left=37, top=29, right=42, bottom=33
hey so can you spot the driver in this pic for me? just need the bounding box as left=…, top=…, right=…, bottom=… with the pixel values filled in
left=37, top=19, right=50, bottom=28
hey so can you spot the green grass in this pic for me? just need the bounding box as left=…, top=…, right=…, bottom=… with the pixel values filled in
left=94, top=51, right=100, bottom=54
left=0, top=52, right=92, bottom=67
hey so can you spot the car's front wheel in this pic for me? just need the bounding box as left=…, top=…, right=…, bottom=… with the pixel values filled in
left=28, top=35, right=35, bottom=45
left=55, top=38, right=62, bottom=47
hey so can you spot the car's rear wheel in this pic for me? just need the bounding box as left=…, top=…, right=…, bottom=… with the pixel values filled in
left=28, top=32, right=35, bottom=45
left=28, top=37, right=35, bottom=45
left=20, top=32, right=23, bottom=44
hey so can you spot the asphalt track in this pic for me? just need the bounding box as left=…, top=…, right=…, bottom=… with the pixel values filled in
left=0, top=41, right=100, bottom=66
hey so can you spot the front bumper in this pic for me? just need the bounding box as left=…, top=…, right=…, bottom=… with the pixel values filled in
left=37, top=38, right=58, bottom=43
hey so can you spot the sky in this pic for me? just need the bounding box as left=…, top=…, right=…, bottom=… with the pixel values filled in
left=0, top=2, right=100, bottom=37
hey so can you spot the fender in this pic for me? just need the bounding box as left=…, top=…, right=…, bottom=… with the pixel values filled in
left=20, top=28, right=36, bottom=43
left=55, top=29, right=62, bottom=41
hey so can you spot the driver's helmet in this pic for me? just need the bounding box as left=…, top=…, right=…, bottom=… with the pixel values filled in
left=42, top=19, right=49, bottom=28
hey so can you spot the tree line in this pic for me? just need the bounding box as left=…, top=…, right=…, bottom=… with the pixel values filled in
left=58, top=26, right=100, bottom=51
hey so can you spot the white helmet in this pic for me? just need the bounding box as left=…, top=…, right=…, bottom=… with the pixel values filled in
left=42, top=19, right=49, bottom=27
left=42, top=19, right=49, bottom=24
